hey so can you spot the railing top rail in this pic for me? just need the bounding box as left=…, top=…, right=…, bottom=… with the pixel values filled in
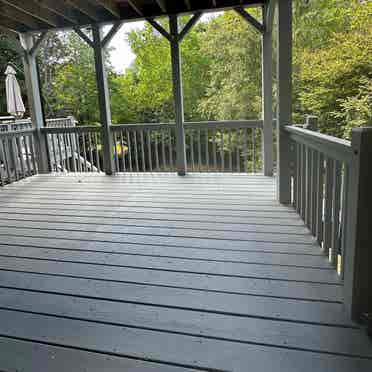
left=111, top=123, right=175, bottom=132
left=185, top=120, right=263, bottom=130
left=111, top=120, right=263, bottom=132
left=0, top=128, right=35, bottom=138
left=285, top=125, right=353, bottom=163
left=42, top=126, right=100, bottom=134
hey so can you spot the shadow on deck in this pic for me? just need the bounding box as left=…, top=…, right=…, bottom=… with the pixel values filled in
left=0, top=173, right=371, bottom=371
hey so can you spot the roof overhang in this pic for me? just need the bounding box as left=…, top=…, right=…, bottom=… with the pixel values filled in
left=0, top=0, right=266, bottom=35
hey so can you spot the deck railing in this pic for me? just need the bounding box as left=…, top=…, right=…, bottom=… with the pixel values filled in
left=0, top=128, right=38, bottom=185
left=286, top=124, right=352, bottom=276
left=43, top=126, right=102, bottom=173
left=40, top=120, right=264, bottom=174
left=284, top=122, right=372, bottom=321
left=111, top=120, right=263, bottom=173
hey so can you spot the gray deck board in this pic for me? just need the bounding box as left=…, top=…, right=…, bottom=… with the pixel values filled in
left=0, top=309, right=371, bottom=372
left=0, top=288, right=371, bottom=357
left=0, top=261, right=342, bottom=302
left=0, top=337, right=194, bottom=372
left=0, top=245, right=338, bottom=283
left=0, top=173, right=370, bottom=372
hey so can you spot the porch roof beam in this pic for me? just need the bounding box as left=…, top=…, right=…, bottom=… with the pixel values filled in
left=65, top=0, right=102, bottom=22
left=127, top=0, right=145, bottom=16
left=37, top=0, right=85, bottom=25
left=0, top=5, right=47, bottom=30
left=93, top=0, right=121, bottom=19
left=155, top=0, right=167, bottom=13
left=0, top=0, right=61, bottom=27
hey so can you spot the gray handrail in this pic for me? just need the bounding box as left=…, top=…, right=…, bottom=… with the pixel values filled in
left=285, top=125, right=352, bottom=164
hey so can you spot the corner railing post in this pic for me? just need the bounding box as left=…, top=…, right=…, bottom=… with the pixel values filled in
left=276, top=0, right=292, bottom=204
left=343, top=127, right=372, bottom=321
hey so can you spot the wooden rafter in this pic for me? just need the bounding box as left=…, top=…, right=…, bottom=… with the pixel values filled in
left=0, top=5, right=44, bottom=30
left=92, top=0, right=121, bottom=19
left=127, top=0, right=144, bottom=16
left=0, top=0, right=61, bottom=27
left=0, top=15, right=27, bottom=33
left=36, top=0, right=82, bottom=25
left=0, top=0, right=266, bottom=33
left=155, top=0, right=167, bottom=13
left=65, top=0, right=102, bottom=22
left=184, top=0, right=192, bottom=10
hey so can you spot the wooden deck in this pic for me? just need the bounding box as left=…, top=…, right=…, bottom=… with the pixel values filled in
left=0, top=173, right=371, bottom=372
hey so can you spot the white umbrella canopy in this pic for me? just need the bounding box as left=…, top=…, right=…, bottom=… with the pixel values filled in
left=5, top=65, right=25, bottom=119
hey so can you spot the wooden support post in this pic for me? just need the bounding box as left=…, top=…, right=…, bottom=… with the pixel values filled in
left=343, top=127, right=372, bottom=321
left=276, top=0, right=292, bottom=204
left=261, top=4, right=274, bottom=177
left=91, top=25, right=115, bottom=175
left=20, top=33, right=49, bottom=173
left=169, top=15, right=187, bottom=176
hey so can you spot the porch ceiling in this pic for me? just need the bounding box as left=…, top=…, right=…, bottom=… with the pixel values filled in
left=0, top=0, right=266, bottom=34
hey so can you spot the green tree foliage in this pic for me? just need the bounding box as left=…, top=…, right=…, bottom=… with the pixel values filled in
left=294, top=0, right=372, bottom=138
left=0, top=0, right=370, bottom=140
left=198, top=11, right=262, bottom=121
left=120, top=18, right=210, bottom=123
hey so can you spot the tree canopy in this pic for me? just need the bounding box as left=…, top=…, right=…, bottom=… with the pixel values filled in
left=0, top=0, right=370, bottom=139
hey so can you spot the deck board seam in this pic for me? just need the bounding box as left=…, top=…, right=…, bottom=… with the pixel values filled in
left=0, top=244, right=331, bottom=268
left=0, top=217, right=314, bottom=236
left=0, top=307, right=368, bottom=359
left=0, top=227, right=317, bottom=245
left=0, top=255, right=340, bottom=283
left=0, top=334, right=227, bottom=372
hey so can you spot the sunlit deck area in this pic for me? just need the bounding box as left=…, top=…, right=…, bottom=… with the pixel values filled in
left=0, top=173, right=371, bottom=372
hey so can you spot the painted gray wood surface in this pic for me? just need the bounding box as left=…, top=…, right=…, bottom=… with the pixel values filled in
left=0, top=309, right=371, bottom=372
left=0, top=173, right=371, bottom=372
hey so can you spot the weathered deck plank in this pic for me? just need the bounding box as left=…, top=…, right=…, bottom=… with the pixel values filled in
left=0, top=309, right=371, bottom=372
left=0, top=173, right=370, bottom=372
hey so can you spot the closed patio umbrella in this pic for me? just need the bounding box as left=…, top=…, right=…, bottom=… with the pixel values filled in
left=5, top=65, right=25, bottom=119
